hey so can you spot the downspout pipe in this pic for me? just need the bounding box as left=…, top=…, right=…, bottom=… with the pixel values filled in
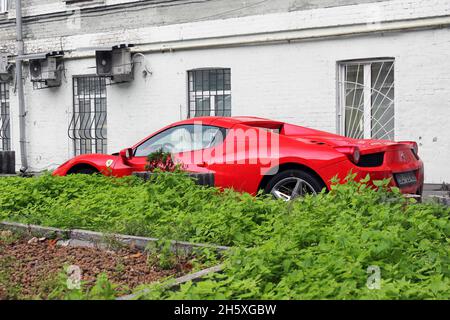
left=15, top=0, right=28, bottom=172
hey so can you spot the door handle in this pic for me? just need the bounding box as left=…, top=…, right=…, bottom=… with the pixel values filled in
left=196, top=161, right=208, bottom=167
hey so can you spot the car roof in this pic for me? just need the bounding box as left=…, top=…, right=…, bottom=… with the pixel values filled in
left=132, top=116, right=285, bottom=148
left=176, top=116, right=283, bottom=127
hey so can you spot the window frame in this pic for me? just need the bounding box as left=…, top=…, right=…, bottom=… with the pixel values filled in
left=69, top=75, right=108, bottom=156
left=337, top=58, right=395, bottom=140
left=187, top=68, right=231, bottom=118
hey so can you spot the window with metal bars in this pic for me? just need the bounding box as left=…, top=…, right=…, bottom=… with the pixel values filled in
left=69, top=76, right=107, bottom=156
left=0, top=82, right=10, bottom=151
left=188, top=69, right=231, bottom=118
left=338, top=59, right=395, bottom=140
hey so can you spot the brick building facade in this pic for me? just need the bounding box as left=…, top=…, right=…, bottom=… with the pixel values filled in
left=0, top=0, right=449, bottom=183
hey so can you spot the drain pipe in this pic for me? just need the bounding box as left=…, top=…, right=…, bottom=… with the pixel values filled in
left=15, top=0, right=28, bottom=172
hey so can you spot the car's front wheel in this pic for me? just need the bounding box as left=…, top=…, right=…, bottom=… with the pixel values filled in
left=264, top=169, right=325, bottom=201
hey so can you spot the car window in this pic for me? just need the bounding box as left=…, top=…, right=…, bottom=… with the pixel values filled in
left=134, top=125, right=227, bottom=157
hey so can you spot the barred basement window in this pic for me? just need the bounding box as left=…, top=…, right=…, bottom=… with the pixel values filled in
left=188, top=69, right=231, bottom=118
left=0, top=82, right=10, bottom=151
left=69, top=76, right=107, bottom=156
left=338, top=59, right=395, bottom=140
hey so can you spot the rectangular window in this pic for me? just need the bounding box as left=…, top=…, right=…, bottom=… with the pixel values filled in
left=0, top=0, right=8, bottom=14
left=188, top=69, right=231, bottom=118
left=69, top=76, right=107, bottom=155
left=0, top=82, right=10, bottom=151
left=338, top=59, right=395, bottom=140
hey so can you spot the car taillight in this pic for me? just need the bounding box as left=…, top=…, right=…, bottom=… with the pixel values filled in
left=411, top=142, right=418, bottom=157
left=400, top=141, right=419, bottom=159
left=335, top=146, right=360, bottom=164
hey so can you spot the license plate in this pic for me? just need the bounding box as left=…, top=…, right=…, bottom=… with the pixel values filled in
left=395, top=171, right=417, bottom=187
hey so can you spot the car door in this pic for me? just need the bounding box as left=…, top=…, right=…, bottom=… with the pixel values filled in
left=206, top=123, right=281, bottom=194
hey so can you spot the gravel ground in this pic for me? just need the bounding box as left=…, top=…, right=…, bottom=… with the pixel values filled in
left=0, top=233, right=193, bottom=299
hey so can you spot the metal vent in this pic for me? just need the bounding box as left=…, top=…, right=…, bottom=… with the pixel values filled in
left=357, top=152, right=385, bottom=167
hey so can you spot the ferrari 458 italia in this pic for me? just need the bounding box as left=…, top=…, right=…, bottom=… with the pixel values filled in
left=53, top=116, right=424, bottom=200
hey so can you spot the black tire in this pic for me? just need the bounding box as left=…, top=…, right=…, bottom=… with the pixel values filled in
left=264, top=169, right=325, bottom=200
left=73, top=168, right=97, bottom=175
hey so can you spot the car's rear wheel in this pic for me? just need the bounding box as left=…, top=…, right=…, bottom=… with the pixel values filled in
left=264, top=169, right=324, bottom=201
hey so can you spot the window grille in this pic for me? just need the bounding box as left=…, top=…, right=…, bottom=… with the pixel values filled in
left=0, top=82, right=10, bottom=151
left=188, top=69, right=231, bottom=118
left=69, top=76, right=107, bottom=155
left=338, top=60, right=395, bottom=140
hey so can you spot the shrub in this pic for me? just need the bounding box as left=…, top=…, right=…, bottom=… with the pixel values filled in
left=0, top=172, right=448, bottom=299
left=137, top=176, right=450, bottom=300
left=0, top=172, right=283, bottom=247
left=146, top=150, right=178, bottom=172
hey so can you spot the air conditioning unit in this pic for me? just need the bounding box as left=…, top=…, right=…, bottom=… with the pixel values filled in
left=95, top=47, right=133, bottom=82
left=29, top=56, right=62, bottom=87
left=96, top=50, right=113, bottom=76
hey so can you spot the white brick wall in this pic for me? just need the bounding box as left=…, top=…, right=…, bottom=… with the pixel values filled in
left=8, top=27, right=450, bottom=183
left=4, top=0, right=450, bottom=183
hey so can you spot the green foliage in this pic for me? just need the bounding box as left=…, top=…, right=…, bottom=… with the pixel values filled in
left=137, top=175, right=450, bottom=300
left=46, top=271, right=118, bottom=300
left=0, top=173, right=282, bottom=247
left=0, top=256, right=22, bottom=299
left=0, top=172, right=449, bottom=299
left=146, top=149, right=179, bottom=172
left=146, top=239, right=179, bottom=270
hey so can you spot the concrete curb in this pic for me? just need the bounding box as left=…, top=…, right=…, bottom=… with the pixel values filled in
left=0, top=221, right=230, bottom=253
left=428, top=195, right=450, bottom=206
left=116, top=264, right=225, bottom=300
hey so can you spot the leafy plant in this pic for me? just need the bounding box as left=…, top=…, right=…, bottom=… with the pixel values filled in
left=145, top=149, right=178, bottom=172
left=146, top=239, right=178, bottom=270
left=0, top=172, right=449, bottom=300
left=46, top=271, right=118, bottom=300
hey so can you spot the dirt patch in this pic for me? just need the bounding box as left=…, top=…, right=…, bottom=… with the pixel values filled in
left=0, top=235, right=193, bottom=300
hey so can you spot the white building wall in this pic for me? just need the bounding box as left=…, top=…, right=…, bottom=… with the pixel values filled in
left=9, top=27, right=450, bottom=183
left=4, top=0, right=450, bottom=183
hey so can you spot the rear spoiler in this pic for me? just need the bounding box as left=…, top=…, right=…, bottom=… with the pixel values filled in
left=398, top=141, right=419, bottom=158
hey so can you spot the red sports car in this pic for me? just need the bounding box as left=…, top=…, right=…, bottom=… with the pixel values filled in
left=53, top=116, right=424, bottom=200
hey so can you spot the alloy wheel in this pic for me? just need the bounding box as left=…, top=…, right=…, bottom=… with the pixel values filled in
left=270, top=177, right=317, bottom=201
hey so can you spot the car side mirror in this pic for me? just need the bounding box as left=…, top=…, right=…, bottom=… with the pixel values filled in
left=119, top=148, right=133, bottom=163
